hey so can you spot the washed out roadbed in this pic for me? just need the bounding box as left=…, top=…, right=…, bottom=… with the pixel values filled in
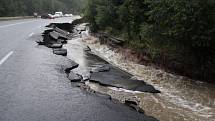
left=35, top=20, right=160, bottom=119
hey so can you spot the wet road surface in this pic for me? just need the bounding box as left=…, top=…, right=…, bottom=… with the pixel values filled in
left=0, top=17, right=157, bottom=121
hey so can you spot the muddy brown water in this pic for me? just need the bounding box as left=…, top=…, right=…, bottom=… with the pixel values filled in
left=63, top=24, right=215, bottom=121
left=82, top=37, right=215, bottom=121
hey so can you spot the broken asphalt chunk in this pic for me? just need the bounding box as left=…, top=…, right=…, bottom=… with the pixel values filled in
left=132, top=84, right=161, bottom=93
left=68, top=72, right=83, bottom=82
left=46, top=23, right=74, bottom=33
left=57, top=39, right=67, bottom=44
left=53, top=48, right=67, bottom=56
left=90, top=64, right=110, bottom=73
left=65, top=61, right=79, bottom=73
left=49, top=31, right=60, bottom=40
left=36, top=41, right=45, bottom=45
left=55, top=27, right=69, bottom=36
left=90, top=66, right=160, bottom=93
left=50, top=43, right=63, bottom=48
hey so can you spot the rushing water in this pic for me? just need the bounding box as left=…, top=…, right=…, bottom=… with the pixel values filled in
left=84, top=37, right=215, bottom=121
left=65, top=24, right=215, bottom=121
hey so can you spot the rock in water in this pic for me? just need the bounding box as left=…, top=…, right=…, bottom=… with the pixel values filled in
left=53, top=48, right=67, bottom=56
left=68, top=72, right=82, bottom=82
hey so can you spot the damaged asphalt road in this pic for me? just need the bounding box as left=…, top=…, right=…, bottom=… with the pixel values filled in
left=0, top=17, right=158, bottom=121
left=38, top=19, right=160, bottom=115
left=40, top=20, right=160, bottom=93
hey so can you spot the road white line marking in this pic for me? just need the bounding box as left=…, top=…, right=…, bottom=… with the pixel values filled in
left=28, top=32, right=34, bottom=37
left=0, top=20, right=37, bottom=29
left=0, top=51, right=14, bottom=66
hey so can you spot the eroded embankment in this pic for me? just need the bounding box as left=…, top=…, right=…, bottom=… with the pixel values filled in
left=79, top=24, right=215, bottom=121
left=36, top=20, right=215, bottom=121
left=35, top=21, right=160, bottom=121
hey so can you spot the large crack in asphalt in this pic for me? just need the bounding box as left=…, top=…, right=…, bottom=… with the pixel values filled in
left=36, top=20, right=161, bottom=116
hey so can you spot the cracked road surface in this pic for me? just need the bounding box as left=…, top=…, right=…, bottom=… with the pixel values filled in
left=0, top=17, right=157, bottom=121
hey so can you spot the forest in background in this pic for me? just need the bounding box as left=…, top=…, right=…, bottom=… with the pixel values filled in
left=84, top=0, right=215, bottom=82
left=0, top=0, right=215, bottom=82
left=0, top=0, right=86, bottom=16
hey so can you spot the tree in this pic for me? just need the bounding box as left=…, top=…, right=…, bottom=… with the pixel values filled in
left=84, top=0, right=215, bottom=82
left=84, top=0, right=98, bottom=32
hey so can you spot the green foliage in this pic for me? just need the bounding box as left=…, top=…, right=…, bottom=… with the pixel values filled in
left=145, top=0, right=215, bottom=80
left=84, top=0, right=98, bottom=32
left=84, top=0, right=215, bottom=82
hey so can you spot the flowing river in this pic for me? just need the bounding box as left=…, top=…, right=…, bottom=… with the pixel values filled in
left=65, top=24, right=215, bottom=121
